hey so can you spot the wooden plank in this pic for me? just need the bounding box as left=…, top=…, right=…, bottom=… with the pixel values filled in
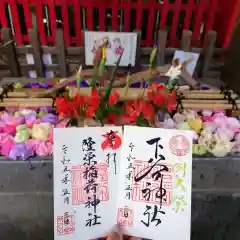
left=16, top=46, right=225, bottom=57
left=157, top=30, right=167, bottom=66
left=67, top=47, right=84, bottom=55
left=1, top=28, right=20, bottom=77
left=181, top=30, right=192, bottom=52
left=16, top=46, right=34, bottom=54
left=20, top=64, right=59, bottom=72
left=56, top=29, right=68, bottom=77
left=29, top=28, right=44, bottom=77
left=201, top=31, right=217, bottom=77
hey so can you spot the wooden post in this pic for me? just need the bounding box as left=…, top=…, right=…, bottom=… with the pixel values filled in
left=82, top=30, right=86, bottom=68
left=29, top=28, right=44, bottom=77
left=1, top=28, right=20, bottom=77
left=221, top=22, right=240, bottom=92
left=134, top=30, right=141, bottom=71
left=157, top=30, right=167, bottom=66
left=56, top=29, right=68, bottom=77
left=181, top=30, right=192, bottom=52
left=201, top=31, right=217, bottom=77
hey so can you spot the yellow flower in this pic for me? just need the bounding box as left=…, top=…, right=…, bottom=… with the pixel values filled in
left=149, top=46, right=157, bottom=66
left=102, top=47, right=106, bottom=60
left=14, top=82, right=22, bottom=89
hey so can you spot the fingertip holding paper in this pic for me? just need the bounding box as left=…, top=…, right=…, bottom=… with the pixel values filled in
left=53, top=126, right=193, bottom=240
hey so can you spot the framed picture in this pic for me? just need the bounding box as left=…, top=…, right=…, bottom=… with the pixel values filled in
left=84, top=31, right=138, bottom=67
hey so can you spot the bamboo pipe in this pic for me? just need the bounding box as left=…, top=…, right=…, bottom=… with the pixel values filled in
left=68, top=87, right=239, bottom=100
left=0, top=101, right=238, bottom=110
left=182, top=99, right=240, bottom=104
left=0, top=96, right=240, bottom=110
left=3, top=88, right=238, bottom=99
left=2, top=97, right=240, bottom=105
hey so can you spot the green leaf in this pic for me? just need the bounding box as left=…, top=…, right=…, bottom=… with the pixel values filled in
left=76, top=76, right=81, bottom=95
left=95, top=108, right=104, bottom=121
left=92, top=59, right=100, bottom=90
left=98, top=58, right=106, bottom=77
left=107, top=105, right=123, bottom=115
left=104, top=55, right=122, bottom=102
left=136, top=113, right=150, bottom=127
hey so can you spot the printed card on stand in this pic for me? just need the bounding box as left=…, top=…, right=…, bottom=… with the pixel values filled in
left=117, top=126, right=193, bottom=240
left=165, top=50, right=199, bottom=78
left=53, top=127, right=123, bottom=240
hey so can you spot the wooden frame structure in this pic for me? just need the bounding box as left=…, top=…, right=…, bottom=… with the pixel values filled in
left=0, top=28, right=223, bottom=83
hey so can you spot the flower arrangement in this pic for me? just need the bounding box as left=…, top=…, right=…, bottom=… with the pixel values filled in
left=55, top=45, right=177, bottom=127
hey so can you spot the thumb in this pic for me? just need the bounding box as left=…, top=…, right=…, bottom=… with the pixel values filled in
left=106, top=232, right=121, bottom=240
left=106, top=225, right=123, bottom=240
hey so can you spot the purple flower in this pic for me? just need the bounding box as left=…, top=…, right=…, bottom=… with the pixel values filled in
left=8, top=143, right=34, bottom=161
left=40, top=113, right=58, bottom=124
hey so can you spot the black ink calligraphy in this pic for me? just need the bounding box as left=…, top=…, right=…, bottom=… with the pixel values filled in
left=61, top=145, right=71, bottom=205
left=124, top=143, right=135, bottom=200
left=134, top=137, right=168, bottom=226
left=141, top=205, right=165, bottom=227
left=82, top=137, right=102, bottom=226
left=106, top=153, right=117, bottom=174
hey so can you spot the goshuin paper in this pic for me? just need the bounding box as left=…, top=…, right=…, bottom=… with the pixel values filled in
left=54, top=126, right=193, bottom=240
left=54, top=127, right=123, bottom=240
left=117, top=126, right=193, bottom=240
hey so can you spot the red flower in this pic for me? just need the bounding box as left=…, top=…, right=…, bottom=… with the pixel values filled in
left=107, top=113, right=119, bottom=125
left=125, top=100, right=154, bottom=122
left=108, top=90, right=120, bottom=106
left=149, top=83, right=166, bottom=91
left=83, top=89, right=100, bottom=108
left=55, top=97, right=74, bottom=117
left=85, top=106, right=97, bottom=118
left=147, top=89, right=165, bottom=107
left=167, top=91, right=177, bottom=112
left=147, top=83, right=177, bottom=111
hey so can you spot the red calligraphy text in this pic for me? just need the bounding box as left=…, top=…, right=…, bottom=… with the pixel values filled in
left=101, top=130, right=122, bottom=150
left=56, top=215, right=75, bottom=235
left=117, top=206, right=134, bottom=227
left=131, top=160, right=172, bottom=206
left=71, top=163, right=109, bottom=205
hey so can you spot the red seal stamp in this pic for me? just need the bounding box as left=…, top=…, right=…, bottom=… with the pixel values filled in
left=56, top=214, right=75, bottom=235
left=117, top=206, right=133, bottom=227
left=169, top=135, right=189, bottom=156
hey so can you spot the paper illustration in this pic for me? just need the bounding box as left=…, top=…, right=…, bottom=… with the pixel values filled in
left=84, top=31, right=137, bottom=67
